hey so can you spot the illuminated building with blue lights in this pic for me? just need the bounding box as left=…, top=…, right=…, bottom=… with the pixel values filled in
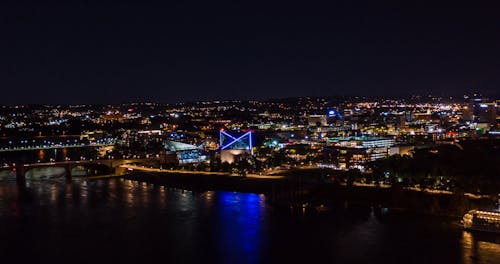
left=164, top=140, right=206, bottom=164
left=219, top=130, right=253, bottom=163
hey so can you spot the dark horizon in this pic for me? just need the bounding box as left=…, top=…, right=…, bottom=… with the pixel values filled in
left=1, top=1, right=500, bottom=104
left=0, top=91, right=498, bottom=107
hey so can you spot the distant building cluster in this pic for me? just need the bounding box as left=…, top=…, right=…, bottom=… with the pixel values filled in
left=0, top=93, right=498, bottom=171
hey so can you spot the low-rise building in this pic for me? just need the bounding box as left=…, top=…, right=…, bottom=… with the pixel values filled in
left=326, top=136, right=396, bottom=170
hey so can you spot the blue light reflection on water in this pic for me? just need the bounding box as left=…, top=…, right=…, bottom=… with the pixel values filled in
left=215, top=192, right=265, bottom=264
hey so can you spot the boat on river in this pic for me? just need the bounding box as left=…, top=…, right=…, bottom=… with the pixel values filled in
left=462, top=210, right=500, bottom=234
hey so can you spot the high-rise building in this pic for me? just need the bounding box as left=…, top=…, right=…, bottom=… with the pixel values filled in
left=464, top=93, right=497, bottom=126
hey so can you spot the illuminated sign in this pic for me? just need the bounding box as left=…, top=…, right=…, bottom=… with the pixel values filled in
left=327, top=109, right=343, bottom=120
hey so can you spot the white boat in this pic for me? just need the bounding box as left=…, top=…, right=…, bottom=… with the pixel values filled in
left=462, top=210, right=500, bottom=234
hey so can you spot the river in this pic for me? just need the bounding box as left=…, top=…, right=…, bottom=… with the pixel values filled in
left=0, top=177, right=499, bottom=263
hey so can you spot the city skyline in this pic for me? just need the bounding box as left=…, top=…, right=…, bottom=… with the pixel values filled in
left=1, top=2, right=499, bottom=263
left=1, top=1, right=500, bottom=104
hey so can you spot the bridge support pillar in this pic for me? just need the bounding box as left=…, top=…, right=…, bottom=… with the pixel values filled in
left=64, top=164, right=72, bottom=180
left=115, top=166, right=127, bottom=176
left=15, top=165, right=25, bottom=184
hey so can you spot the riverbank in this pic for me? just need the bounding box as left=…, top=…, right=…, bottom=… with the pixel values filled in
left=122, top=171, right=288, bottom=194
left=84, top=174, right=121, bottom=180
left=302, top=184, right=496, bottom=218
left=123, top=171, right=497, bottom=218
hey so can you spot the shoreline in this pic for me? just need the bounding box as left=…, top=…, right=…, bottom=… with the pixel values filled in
left=121, top=171, right=289, bottom=194
left=120, top=171, right=497, bottom=218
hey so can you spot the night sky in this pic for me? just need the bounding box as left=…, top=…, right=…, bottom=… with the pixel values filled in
left=1, top=1, right=499, bottom=104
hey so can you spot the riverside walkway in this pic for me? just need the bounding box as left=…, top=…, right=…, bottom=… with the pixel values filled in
left=119, top=164, right=285, bottom=179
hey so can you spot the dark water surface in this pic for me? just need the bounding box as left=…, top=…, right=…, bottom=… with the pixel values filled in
left=0, top=178, right=499, bottom=264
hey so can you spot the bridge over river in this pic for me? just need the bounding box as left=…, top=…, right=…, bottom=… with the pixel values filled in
left=0, top=158, right=160, bottom=182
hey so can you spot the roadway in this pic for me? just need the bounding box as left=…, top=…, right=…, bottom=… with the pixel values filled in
left=120, top=164, right=285, bottom=179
